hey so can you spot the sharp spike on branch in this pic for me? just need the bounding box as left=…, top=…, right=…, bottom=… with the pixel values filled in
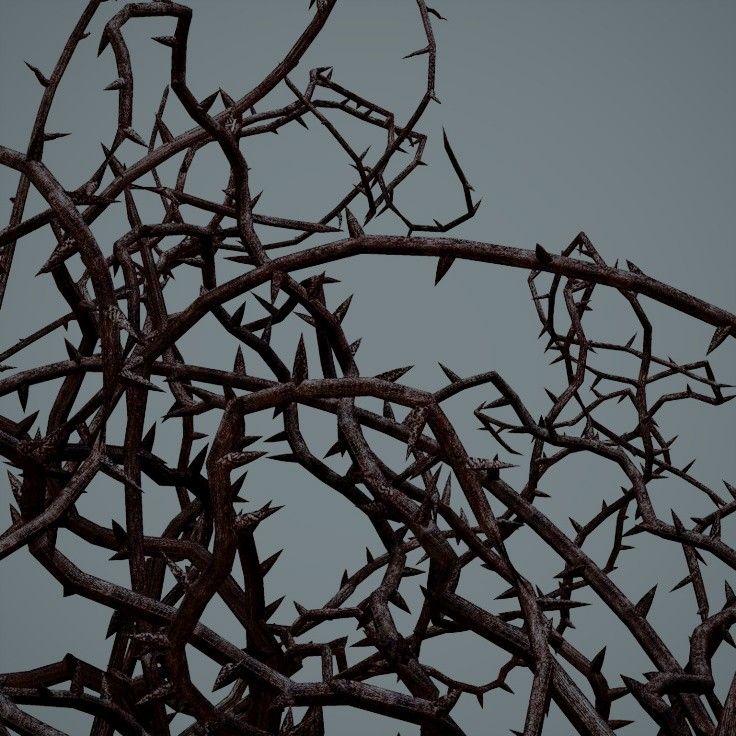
left=260, top=549, right=283, bottom=576
left=24, top=61, right=50, bottom=87
left=43, top=132, right=70, bottom=141
left=435, top=255, right=455, bottom=284
left=403, top=46, right=430, bottom=59
left=151, top=35, right=177, bottom=48
left=438, top=362, right=461, bottom=383
left=634, top=585, right=657, bottom=617
left=590, top=646, right=606, bottom=672
left=375, top=365, right=413, bottom=382
left=535, top=243, right=553, bottom=264
left=17, top=384, right=29, bottom=411
left=263, top=595, right=284, bottom=619
left=707, top=325, right=732, bottom=354
left=345, top=208, right=364, bottom=238
left=121, top=127, right=146, bottom=146
left=427, top=7, right=447, bottom=20
left=293, top=334, right=308, bottom=384
left=104, top=78, right=126, bottom=91
left=234, top=346, right=246, bottom=375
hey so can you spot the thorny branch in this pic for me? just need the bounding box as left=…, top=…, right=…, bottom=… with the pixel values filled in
left=0, top=2, right=734, bottom=735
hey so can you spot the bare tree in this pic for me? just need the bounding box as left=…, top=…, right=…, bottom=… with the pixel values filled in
left=0, top=2, right=734, bottom=735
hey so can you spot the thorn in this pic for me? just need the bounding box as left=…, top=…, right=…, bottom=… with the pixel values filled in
left=43, top=132, right=70, bottom=141
left=231, top=300, right=246, bottom=325
left=152, top=35, right=177, bottom=48
left=213, top=661, right=242, bottom=691
left=403, top=46, right=430, bottom=59
left=535, top=243, right=553, bottom=264
left=120, top=370, right=163, bottom=393
left=725, top=480, right=736, bottom=501
left=24, top=61, right=50, bottom=87
left=64, top=339, right=82, bottom=363
left=264, top=596, right=284, bottom=619
left=97, top=31, right=111, bottom=56
left=389, top=591, right=410, bottom=613
left=17, top=384, right=29, bottom=411
left=233, top=346, right=245, bottom=375
left=222, top=450, right=266, bottom=469
left=634, top=585, right=657, bottom=617
left=608, top=720, right=634, bottom=731
left=14, top=411, right=39, bottom=436
left=136, top=683, right=173, bottom=706
left=220, top=87, right=236, bottom=108
left=671, top=574, right=693, bottom=592
left=270, top=271, right=284, bottom=302
left=268, top=453, right=298, bottom=463
left=435, top=255, right=455, bottom=285
left=590, top=646, right=606, bottom=672
left=104, top=78, right=126, bottom=91
left=198, top=90, right=219, bottom=113
left=707, top=325, right=732, bottom=355
left=345, top=208, right=364, bottom=238
left=438, top=362, right=461, bottom=383
left=188, top=444, right=208, bottom=476
left=292, top=334, right=308, bottom=384
left=121, top=127, right=147, bottom=147
left=9, top=503, right=21, bottom=523
left=375, top=365, right=413, bottom=382
left=725, top=581, right=735, bottom=606
left=334, top=294, right=353, bottom=323
left=260, top=549, right=282, bottom=576
left=294, top=601, right=308, bottom=616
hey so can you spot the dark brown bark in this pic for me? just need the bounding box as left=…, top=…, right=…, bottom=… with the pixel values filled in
left=1, top=2, right=734, bottom=735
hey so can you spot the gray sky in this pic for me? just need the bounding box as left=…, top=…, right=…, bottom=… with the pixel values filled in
left=1, top=2, right=734, bottom=734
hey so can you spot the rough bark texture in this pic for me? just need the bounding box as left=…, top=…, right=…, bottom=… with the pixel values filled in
left=0, top=2, right=734, bottom=735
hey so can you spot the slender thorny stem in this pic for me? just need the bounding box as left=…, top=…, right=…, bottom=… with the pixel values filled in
left=1, top=2, right=734, bottom=735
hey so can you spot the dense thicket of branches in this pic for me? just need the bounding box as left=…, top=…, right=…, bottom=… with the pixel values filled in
left=0, top=2, right=734, bottom=735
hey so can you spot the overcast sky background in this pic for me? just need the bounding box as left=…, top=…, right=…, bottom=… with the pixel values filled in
left=1, top=2, right=735, bottom=734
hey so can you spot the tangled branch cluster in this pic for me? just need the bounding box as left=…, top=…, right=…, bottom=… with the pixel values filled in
left=1, top=2, right=734, bottom=735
